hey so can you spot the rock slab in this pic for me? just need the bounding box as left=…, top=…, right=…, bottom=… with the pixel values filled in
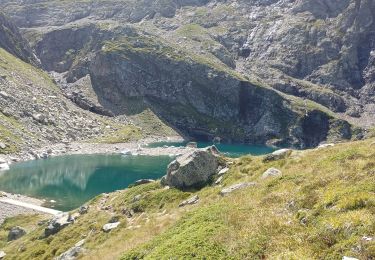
left=220, top=182, right=256, bottom=196
left=179, top=195, right=199, bottom=207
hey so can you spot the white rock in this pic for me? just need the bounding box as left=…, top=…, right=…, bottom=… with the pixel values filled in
left=318, top=143, right=335, bottom=149
left=220, top=182, right=256, bottom=196
left=218, top=167, right=229, bottom=176
left=263, top=149, right=292, bottom=162
left=0, top=251, right=6, bottom=259
left=0, top=163, right=9, bottom=171
left=342, top=257, right=359, bottom=260
left=262, top=168, right=282, bottom=179
left=102, top=222, right=120, bottom=232
left=215, top=176, right=223, bottom=185
left=179, top=195, right=199, bottom=207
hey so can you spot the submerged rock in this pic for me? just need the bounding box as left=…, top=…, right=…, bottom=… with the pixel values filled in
left=7, top=226, right=26, bottom=241
left=220, top=182, right=256, bottom=196
left=161, top=146, right=220, bottom=189
left=179, top=195, right=199, bottom=207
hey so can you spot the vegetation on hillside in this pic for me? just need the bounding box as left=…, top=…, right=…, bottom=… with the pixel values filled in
left=0, top=138, right=374, bottom=259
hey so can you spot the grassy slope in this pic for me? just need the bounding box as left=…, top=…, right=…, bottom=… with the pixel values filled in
left=0, top=138, right=374, bottom=259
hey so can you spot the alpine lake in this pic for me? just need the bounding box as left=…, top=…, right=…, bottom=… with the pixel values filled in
left=0, top=142, right=275, bottom=211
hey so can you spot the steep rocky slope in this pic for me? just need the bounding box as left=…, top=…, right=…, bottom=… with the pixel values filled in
left=0, top=0, right=374, bottom=148
left=0, top=138, right=374, bottom=259
left=0, top=12, right=38, bottom=66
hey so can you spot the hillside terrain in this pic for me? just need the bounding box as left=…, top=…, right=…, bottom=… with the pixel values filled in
left=0, top=138, right=374, bottom=259
left=0, top=0, right=374, bottom=149
left=0, top=1, right=374, bottom=259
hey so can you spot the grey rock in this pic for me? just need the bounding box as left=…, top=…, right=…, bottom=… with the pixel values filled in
left=161, top=146, right=220, bottom=189
left=56, top=239, right=85, bottom=260
left=0, top=142, right=7, bottom=149
left=133, top=179, right=155, bottom=186
left=179, top=195, right=199, bottom=207
left=263, top=149, right=292, bottom=162
left=102, top=222, right=120, bottom=232
left=78, top=205, right=89, bottom=215
left=220, top=182, right=256, bottom=196
left=7, top=226, right=26, bottom=241
left=45, top=213, right=74, bottom=237
left=262, top=168, right=282, bottom=179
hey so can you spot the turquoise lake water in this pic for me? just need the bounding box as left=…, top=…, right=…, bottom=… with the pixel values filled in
left=0, top=144, right=275, bottom=211
left=0, top=155, right=172, bottom=211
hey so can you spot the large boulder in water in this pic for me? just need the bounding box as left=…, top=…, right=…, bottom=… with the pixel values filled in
left=161, top=146, right=220, bottom=189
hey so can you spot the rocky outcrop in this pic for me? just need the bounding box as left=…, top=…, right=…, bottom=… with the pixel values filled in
left=0, top=0, right=372, bottom=148
left=161, top=146, right=219, bottom=189
left=45, top=213, right=74, bottom=237
left=0, top=13, right=39, bottom=66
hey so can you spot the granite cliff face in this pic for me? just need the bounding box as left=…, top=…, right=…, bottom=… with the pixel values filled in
left=0, top=0, right=374, bottom=148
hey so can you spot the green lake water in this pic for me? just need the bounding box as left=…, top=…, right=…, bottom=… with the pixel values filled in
left=0, top=144, right=274, bottom=211
left=0, top=155, right=172, bottom=211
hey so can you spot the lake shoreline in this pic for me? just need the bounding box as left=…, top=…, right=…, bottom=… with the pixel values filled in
left=0, top=191, right=47, bottom=225
left=0, top=135, right=188, bottom=164
left=0, top=135, right=189, bottom=222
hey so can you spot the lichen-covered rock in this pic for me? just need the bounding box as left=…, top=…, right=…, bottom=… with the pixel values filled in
left=220, top=182, right=256, bottom=196
left=262, top=168, right=282, bottom=179
left=161, top=146, right=220, bottom=189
